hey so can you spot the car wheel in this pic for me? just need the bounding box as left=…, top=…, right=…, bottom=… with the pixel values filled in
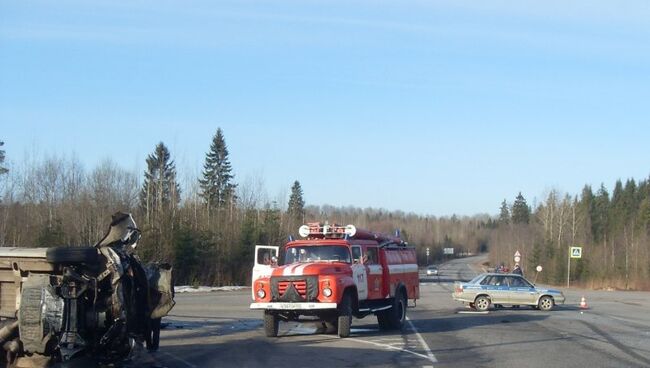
left=337, top=293, right=353, bottom=338
left=264, top=311, right=279, bottom=337
left=474, top=296, right=490, bottom=312
left=538, top=296, right=554, bottom=311
left=46, top=247, right=100, bottom=264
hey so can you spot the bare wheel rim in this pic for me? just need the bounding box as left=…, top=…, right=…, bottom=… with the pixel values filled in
left=476, top=298, right=489, bottom=310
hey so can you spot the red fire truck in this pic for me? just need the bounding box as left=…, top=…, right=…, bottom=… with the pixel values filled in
left=250, top=223, right=419, bottom=338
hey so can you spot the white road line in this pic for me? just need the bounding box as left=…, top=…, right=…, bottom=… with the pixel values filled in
left=161, top=352, right=198, bottom=368
left=346, top=337, right=436, bottom=363
left=407, top=317, right=438, bottom=363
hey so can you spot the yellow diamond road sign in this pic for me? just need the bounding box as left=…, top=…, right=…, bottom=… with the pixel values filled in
left=570, top=247, right=582, bottom=259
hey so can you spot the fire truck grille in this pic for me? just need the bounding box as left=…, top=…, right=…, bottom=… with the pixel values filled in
left=278, top=280, right=307, bottom=297
left=271, top=276, right=318, bottom=302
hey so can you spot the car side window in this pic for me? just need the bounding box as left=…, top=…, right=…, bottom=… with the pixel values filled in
left=508, top=277, right=530, bottom=287
left=481, top=276, right=504, bottom=286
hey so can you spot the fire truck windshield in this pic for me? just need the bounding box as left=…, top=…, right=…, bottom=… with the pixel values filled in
left=285, top=245, right=351, bottom=264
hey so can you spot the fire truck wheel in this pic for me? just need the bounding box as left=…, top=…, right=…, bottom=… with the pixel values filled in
left=337, top=293, right=352, bottom=338
left=388, top=290, right=407, bottom=329
left=264, top=311, right=279, bottom=337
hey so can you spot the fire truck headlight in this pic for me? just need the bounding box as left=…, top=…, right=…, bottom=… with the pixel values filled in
left=257, top=289, right=266, bottom=299
left=322, top=288, right=332, bottom=297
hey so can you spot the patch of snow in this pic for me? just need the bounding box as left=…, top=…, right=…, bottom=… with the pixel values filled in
left=174, top=285, right=249, bottom=293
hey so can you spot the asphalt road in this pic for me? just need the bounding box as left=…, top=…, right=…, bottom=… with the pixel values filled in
left=137, top=256, right=650, bottom=368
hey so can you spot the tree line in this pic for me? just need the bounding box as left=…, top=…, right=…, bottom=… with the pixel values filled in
left=0, top=136, right=648, bottom=289
left=492, top=182, right=650, bottom=290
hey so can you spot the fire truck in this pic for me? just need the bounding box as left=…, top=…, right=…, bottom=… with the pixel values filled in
left=250, top=223, right=419, bottom=338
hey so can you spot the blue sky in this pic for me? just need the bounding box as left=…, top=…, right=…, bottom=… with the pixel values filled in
left=1, top=1, right=649, bottom=215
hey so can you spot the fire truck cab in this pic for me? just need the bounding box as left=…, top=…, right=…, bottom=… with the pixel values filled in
left=250, top=223, right=419, bottom=338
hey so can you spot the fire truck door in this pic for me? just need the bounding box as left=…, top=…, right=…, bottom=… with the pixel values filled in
left=351, top=245, right=368, bottom=301
left=364, top=246, right=383, bottom=300
left=252, top=245, right=279, bottom=301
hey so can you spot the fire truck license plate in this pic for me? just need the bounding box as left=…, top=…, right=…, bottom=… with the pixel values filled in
left=278, top=303, right=300, bottom=309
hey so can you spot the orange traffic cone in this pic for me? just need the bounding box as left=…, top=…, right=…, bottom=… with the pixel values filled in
left=579, top=296, right=588, bottom=309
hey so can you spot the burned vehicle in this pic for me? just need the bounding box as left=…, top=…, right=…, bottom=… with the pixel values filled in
left=0, top=213, right=175, bottom=366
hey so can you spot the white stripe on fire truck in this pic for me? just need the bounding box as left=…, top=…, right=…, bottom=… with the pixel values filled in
left=283, top=263, right=310, bottom=276
left=387, top=264, right=418, bottom=274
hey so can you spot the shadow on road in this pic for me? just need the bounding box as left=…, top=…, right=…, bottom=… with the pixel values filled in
left=412, top=312, right=550, bottom=334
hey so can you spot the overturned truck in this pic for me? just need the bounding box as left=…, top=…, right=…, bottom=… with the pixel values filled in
left=0, top=213, right=175, bottom=366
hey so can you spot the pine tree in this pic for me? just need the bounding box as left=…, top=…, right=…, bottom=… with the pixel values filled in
left=591, top=184, right=610, bottom=243
left=139, top=142, right=180, bottom=223
left=498, top=199, right=510, bottom=225
left=511, top=192, right=530, bottom=224
left=0, top=141, right=7, bottom=176
left=199, top=128, right=236, bottom=212
left=287, top=180, right=305, bottom=222
left=0, top=141, right=7, bottom=203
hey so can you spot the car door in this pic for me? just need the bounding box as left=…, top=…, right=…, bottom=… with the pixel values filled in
left=506, top=276, right=537, bottom=305
left=252, top=245, right=279, bottom=301
left=480, top=275, right=508, bottom=303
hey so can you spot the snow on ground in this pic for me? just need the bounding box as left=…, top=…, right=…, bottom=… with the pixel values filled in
left=174, top=285, right=249, bottom=293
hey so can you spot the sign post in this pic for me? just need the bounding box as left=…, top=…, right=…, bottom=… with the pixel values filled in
left=567, top=246, right=582, bottom=287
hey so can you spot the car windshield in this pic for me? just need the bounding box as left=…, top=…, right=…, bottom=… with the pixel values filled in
left=284, top=245, right=351, bottom=264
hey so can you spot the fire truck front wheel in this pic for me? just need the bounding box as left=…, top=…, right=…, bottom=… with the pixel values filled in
left=263, top=311, right=279, bottom=337
left=337, top=293, right=353, bottom=338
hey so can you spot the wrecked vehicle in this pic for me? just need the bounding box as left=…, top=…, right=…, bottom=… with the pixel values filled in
left=0, top=212, right=175, bottom=366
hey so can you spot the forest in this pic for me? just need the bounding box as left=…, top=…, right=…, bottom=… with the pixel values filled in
left=0, top=135, right=648, bottom=290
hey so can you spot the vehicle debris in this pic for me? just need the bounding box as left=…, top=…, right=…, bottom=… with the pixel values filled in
left=0, top=212, right=175, bottom=367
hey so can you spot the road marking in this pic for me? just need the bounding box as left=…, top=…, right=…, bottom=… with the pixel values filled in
left=407, top=317, right=438, bottom=363
left=347, top=337, right=437, bottom=363
left=457, top=311, right=489, bottom=314
left=161, top=352, right=198, bottom=368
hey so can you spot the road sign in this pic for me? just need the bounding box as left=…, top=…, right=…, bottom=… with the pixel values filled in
left=514, top=256, right=521, bottom=263
left=536, top=265, right=543, bottom=272
left=570, top=247, right=582, bottom=259
left=443, top=248, right=454, bottom=255
left=514, top=250, right=521, bottom=257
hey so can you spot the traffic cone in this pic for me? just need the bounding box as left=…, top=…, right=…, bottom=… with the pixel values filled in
left=579, top=296, right=588, bottom=309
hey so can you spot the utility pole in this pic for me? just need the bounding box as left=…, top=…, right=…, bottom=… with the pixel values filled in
left=566, top=247, right=571, bottom=288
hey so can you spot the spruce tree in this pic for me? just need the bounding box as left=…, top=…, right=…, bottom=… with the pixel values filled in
left=0, top=141, right=7, bottom=176
left=0, top=141, right=7, bottom=203
left=511, top=192, right=530, bottom=224
left=591, top=184, right=610, bottom=242
left=139, top=142, right=180, bottom=223
left=287, top=180, right=305, bottom=222
left=498, top=199, right=510, bottom=225
left=199, top=128, right=236, bottom=211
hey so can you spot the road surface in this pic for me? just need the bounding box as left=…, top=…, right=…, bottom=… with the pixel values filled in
left=135, top=256, right=650, bottom=368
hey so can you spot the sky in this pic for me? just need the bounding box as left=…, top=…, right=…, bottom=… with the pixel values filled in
left=1, top=0, right=649, bottom=216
